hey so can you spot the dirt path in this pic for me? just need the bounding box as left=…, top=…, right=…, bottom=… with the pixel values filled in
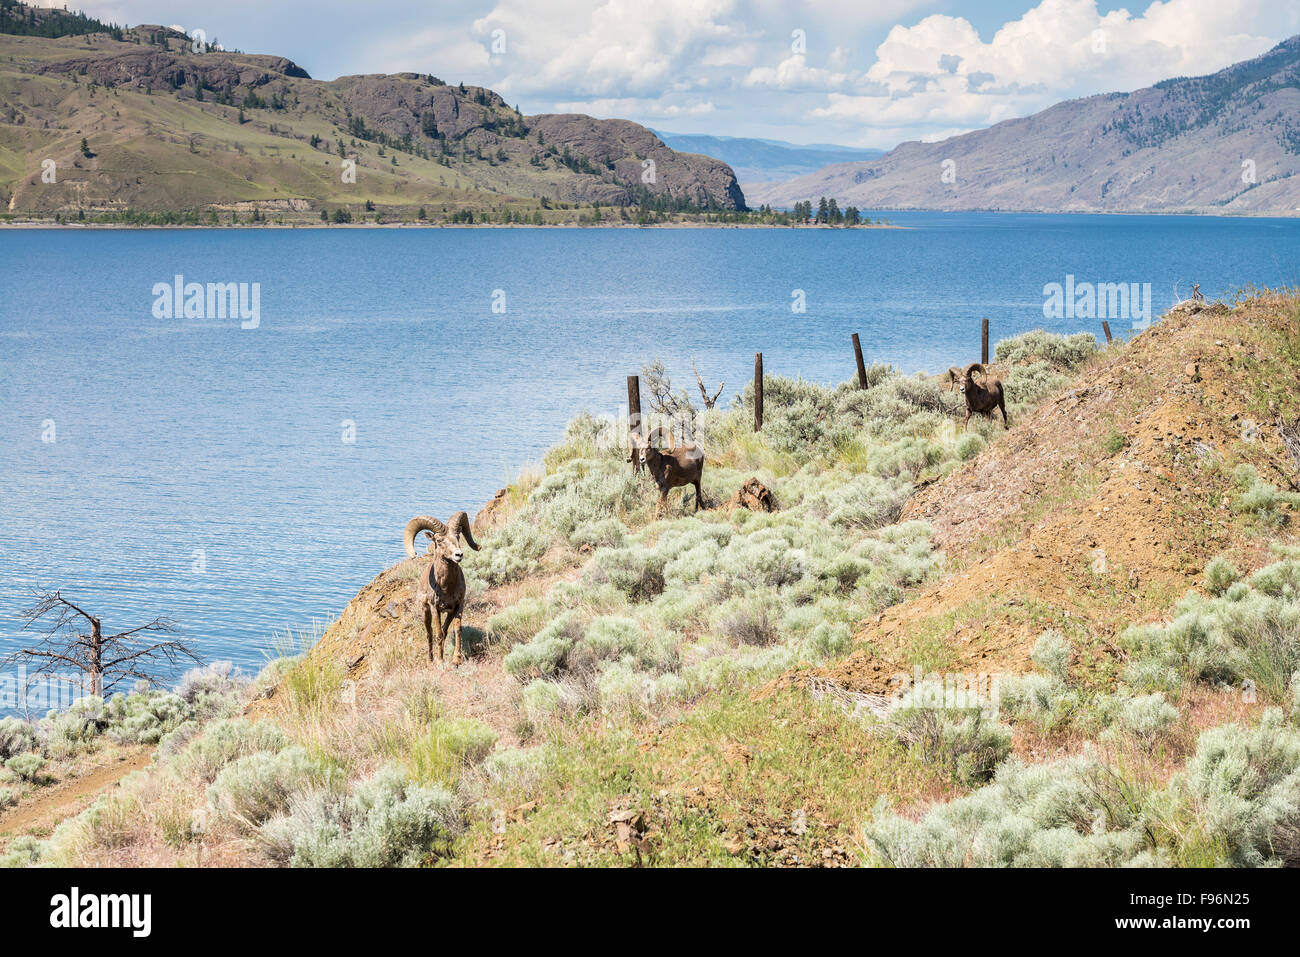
left=0, top=748, right=153, bottom=839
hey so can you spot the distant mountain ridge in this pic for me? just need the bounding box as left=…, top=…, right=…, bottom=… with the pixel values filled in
left=653, top=130, right=884, bottom=188
left=747, top=37, right=1300, bottom=214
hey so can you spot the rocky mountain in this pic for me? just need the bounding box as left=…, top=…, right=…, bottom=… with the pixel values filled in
left=0, top=3, right=744, bottom=221
left=748, top=37, right=1300, bottom=214
left=652, top=130, right=884, bottom=190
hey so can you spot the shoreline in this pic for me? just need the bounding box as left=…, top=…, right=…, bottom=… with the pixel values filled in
left=3, top=209, right=1298, bottom=229
left=0, top=221, right=907, bottom=230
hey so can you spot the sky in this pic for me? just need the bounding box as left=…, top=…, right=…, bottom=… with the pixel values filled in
left=42, top=0, right=1300, bottom=149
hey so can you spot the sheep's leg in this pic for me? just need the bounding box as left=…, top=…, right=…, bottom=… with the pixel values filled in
left=433, top=607, right=449, bottom=663
left=693, top=479, right=703, bottom=512
left=1000, top=397, right=1010, bottom=427
left=422, top=603, right=436, bottom=662
left=451, top=616, right=464, bottom=666
left=962, top=408, right=971, bottom=431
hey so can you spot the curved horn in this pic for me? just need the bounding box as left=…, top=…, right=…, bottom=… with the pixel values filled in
left=404, top=516, right=445, bottom=558
left=450, top=511, right=480, bottom=551
left=963, top=362, right=985, bottom=380
left=945, top=367, right=961, bottom=391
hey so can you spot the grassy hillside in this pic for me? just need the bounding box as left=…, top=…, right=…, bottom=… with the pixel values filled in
left=0, top=9, right=747, bottom=225
left=3, top=293, right=1300, bottom=867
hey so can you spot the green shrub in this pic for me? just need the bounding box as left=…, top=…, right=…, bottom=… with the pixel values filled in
left=1002, top=361, right=1068, bottom=409
left=486, top=598, right=549, bottom=646
left=520, top=679, right=565, bottom=725
left=1031, top=631, right=1073, bottom=682
left=481, top=746, right=551, bottom=795
left=502, top=613, right=582, bottom=679
left=571, top=616, right=641, bottom=669
left=0, top=717, right=37, bottom=761
left=1116, top=693, right=1178, bottom=742
left=1176, top=709, right=1300, bottom=866
left=712, top=594, right=780, bottom=647
left=208, top=747, right=334, bottom=828
left=884, top=682, right=1012, bottom=786
left=802, top=621, right=854, bottom=661
left=0, top=786, right=16, bottom=809
left=593, top=545, right=667, bottom=602
left=474, top=521, right=550, bottom=585
left=1232, top=464, right=1297, bottom=528
left=996, top=673, right=1074, bottom=729
left=994, top=330, right=1099, bottom=369
left=406, top=717, right=497, bottom=785
left=174, top=718, right=290, bottom=783
left=867, top=708, right=1300, bottom=867
left=5, top=753, right=46, bottom=782
left=1122, top=557, right=1300, bottom=702
left=865, top=755, right=1147, bottom=867
left=813, top=473, right=911, bottom=530
left=39, top=696, right=107, bottom=758
left=0, top=836, right=43, bottom=868
left=1205, top=556, right=1242, bottom=597
left=569, top=518, right=626, bottom=550
left=176, top=661, right=244, bottom=719
left=261, top=764, right=458, bottom=867
left=104, top=689, right=190, bottom=745
left=955, top=433, right=985, bottom=461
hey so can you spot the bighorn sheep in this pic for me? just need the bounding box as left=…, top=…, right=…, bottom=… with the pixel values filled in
left=946, top=362, right=1009, bottom=429
left=403, top=512, right=479, bottom=665
left=631, top=427, right=705, bottom=511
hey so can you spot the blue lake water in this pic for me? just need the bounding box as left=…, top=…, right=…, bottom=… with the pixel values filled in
left=3, top=212, right=1300, bottom=700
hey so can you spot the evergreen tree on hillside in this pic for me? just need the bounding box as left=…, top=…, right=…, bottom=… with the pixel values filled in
left=0, top=0, right=122, bottom=39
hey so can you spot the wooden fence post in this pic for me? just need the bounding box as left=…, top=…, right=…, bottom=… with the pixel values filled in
left=981, top=318, right=990, bottom=366
left=627, top=375, right=642, bottom=470
left=1102, top=321, right=1113, bottom=344
left=852, top=333, right=868, bottom=389
left=753, top=353, right=763, bottom=432
left=627, top=375, right=642, bottom=435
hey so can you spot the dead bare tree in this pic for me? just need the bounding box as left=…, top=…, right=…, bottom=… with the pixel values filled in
left=691, top=360, right=724, bottom=409
left=641, top=359, right=698, bottom=439
left=7, top=590, right=200, bottom=697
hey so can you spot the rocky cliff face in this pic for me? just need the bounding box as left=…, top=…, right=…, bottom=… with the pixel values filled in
left=322, top=78, right=745, bottom=209
left=748, top=36, right=1300, bottom=214
left=38, top=48, right=310, bottom=90
left=528, top=114, right=746, bottom=209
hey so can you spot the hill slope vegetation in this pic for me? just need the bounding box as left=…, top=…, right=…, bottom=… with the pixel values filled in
left=0, top=4, right=744, bottom=224
left=4, top=291, right=1300, bottom=868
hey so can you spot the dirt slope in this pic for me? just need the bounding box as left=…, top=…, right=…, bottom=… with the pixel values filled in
left=777, top=297, right=1300, bottom=698
left=0, top=747, right=151, bottom=840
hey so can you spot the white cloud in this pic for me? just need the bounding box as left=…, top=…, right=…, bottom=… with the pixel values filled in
left=840, top=0, right=1300, bottom=133
left=551, top=97, right=717, bottom=119
left=744, top=54, right=855, bottom=90
left=32, top=0, right=1300, bottom=145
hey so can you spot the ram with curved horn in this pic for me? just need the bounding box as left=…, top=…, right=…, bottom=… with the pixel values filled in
left=635, top=425, right=705, bottom=512
left=945, top=362, right=1009, bottom=430
left=403, top=511, right=479, bottom=665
